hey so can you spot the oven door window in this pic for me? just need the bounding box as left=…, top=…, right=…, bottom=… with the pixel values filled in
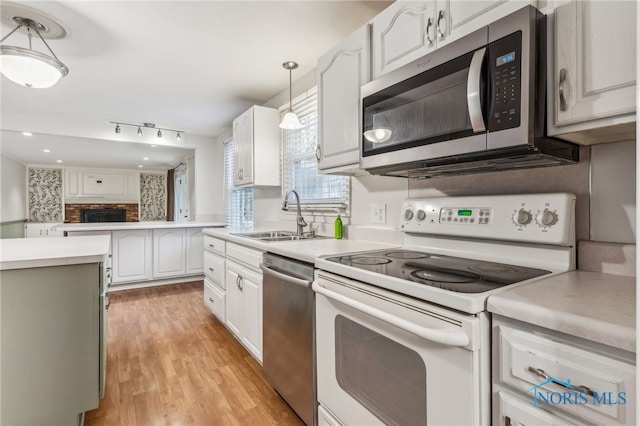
left=362, top=50, right=486, bottom=157
left=335, top=315, right=427, bottom=426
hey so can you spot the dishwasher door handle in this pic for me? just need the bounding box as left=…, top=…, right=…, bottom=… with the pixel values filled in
left=260, top=264, right=313, bottom=288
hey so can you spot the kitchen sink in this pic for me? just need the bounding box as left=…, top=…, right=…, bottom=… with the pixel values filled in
left=231, top=230, right=328, bottom=242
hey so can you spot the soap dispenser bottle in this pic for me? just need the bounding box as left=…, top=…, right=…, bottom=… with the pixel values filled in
left=334, top=214, right=343, bottom=239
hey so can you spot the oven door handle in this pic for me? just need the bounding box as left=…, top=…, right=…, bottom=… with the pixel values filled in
left=467, top=47, right=487, bottom=133
left=312, top=282, right=470, bottom=347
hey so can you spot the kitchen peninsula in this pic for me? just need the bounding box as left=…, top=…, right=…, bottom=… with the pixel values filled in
left=0, top=236, right=110, bottom=425
left=56, top=221, right=225, bottom=290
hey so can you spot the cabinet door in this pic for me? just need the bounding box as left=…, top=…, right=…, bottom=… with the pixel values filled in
left=443, top=0, right=532, bottom=47
left=318, top=25, right=370, bottom=172
left=553, top=1, right=636, bottom=129
left=152, top=229, right=186, bottom=278
left=371, top=1, right=435, bottom=79
left=112, top=230, right=152, bottom=283
left=44, top=223, right=63, bottom=237
left=225, top=262, right=243, bottom=338
left=185, top=227, right=204, bottom=274
left=233, top=109, right=253, bottom=186
left=240, top=268, right=262, bottom=362
left=82, top=172, right=127, bottom=196
left=25, top=223, right=45, bottom=238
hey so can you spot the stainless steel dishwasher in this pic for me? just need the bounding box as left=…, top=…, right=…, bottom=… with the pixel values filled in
left=261, top=252, right=315, bottom=426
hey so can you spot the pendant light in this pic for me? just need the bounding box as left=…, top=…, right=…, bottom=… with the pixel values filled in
left=0, top=15, right=69, bottom=89
left=279, top=61, right=303, bottom=130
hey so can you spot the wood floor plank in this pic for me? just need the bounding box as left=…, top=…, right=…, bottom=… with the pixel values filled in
left=85, top=281, right=304, bottom=426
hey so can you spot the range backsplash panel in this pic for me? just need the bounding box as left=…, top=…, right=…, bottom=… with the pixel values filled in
left=28, top=168, right=63, bottom=222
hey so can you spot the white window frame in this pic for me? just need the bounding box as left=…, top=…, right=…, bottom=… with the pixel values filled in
left=224, top=138, right=254, bottom=228
left=280, top=87, right=351, bottom=216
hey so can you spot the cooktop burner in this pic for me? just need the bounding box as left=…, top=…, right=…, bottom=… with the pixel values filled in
left=326, top=249, right=551, bottom=294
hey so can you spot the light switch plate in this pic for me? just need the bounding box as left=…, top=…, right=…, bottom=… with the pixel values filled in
left=371, top=204, right=386, bottom=224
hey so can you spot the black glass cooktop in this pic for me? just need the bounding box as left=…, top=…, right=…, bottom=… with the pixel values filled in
left=325, top=249, right=551, bottom=293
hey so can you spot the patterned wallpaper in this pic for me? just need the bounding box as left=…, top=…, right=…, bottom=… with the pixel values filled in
left=28, top=168, right=63, bottom=222
left=140, top=173, right=167, bottom=221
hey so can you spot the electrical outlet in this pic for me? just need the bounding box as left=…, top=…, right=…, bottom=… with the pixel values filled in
left=371, top=204, right=386, bottom=224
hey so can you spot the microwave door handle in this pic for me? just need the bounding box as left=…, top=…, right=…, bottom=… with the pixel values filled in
left=312, top=281, right=470, bottom=347
left=467, top=47, right=487, bottom=133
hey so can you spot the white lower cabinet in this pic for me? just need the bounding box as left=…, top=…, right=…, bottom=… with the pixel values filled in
left=225, top=259, right=263, bottom=362
left=493, top=316, right=636, bottom=426
left=204, top=278, right=225, bottom=323
left=112, top=229, right=152, bottom=284
left=25, top=223, right=63, bottom=238
left=204, top=236, right=226, bottom=323
left=185, top=227, right=204, bottom=274
left=153, top=228, right=186, bottom=278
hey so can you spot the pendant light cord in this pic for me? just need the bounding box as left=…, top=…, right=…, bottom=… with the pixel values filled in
left=1, top=21, right=61, bottom=60
left=289, top=67, right=293, bottom=111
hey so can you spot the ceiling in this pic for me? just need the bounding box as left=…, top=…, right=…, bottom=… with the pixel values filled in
left=0, top=0, right=391, bottom=170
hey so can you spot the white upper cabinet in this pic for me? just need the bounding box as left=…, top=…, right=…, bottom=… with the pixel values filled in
left=65, top=168, right=140, bottom=203
left=371, top=1, right=534, bottom=79
left=372, top=1, right=436, bottom=79
left=317, top=24, right=370, bottom=174
left=548, top=0, right=636, bottom=144
left=232, top=105, right=280, bottom=187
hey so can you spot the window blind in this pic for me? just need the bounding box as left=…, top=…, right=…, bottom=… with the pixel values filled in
left=282, top=88, right=350, bottom=213
left=224, top=139, right=254, bottom=228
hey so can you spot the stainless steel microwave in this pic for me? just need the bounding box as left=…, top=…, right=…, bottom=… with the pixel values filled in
left=360, top=6, right=578, bottom=178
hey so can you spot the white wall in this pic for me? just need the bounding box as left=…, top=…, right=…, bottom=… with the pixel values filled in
left=192, top=132, right=227, bottom=222
left=590, top=140, right=636, bottom=243
left=0, top=154, right=27, bottom=222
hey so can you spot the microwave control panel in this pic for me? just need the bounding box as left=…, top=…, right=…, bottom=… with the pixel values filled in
left=488, top=31, right=522, bottom=132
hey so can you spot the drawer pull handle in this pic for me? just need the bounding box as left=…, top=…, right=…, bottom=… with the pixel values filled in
left=209, top=297, right=214, bottom=303
left=208, top=244, right=215, bottom=248
left=209, top=267, right=214, bottom=272
left=527, top=367, right=595, bottom=396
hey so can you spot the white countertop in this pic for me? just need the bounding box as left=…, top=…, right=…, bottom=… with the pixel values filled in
left=0, top=236, right=111, bottom=270
left=204, top=228, right=398, bottom=264
left=55, top=221, right=226, bottom=232
left=487, top=270, right=636, bottom=352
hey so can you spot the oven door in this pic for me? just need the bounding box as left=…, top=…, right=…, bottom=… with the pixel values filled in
left=313, top=271, right=489, bottom=426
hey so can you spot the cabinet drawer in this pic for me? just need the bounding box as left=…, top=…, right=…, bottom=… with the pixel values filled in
left=204, top=279, right=225, bottom=323
left=204, top=235, right=225, bottom=257
left=497, top=324, right=635, bottom=425
left=497, top=391, right=577, bottom=426
left=226, top=242, right=263, bottom=271
left=204, top=251, right=225, bottom=288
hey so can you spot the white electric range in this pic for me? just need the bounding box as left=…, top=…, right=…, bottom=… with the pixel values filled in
left=313, top=193, right=575, bottom=426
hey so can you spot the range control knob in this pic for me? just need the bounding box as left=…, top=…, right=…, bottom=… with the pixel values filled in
left=404, top=209, right=414, bottom=221
left=536, top=209, right=558, bottom=227
left=512, top=208, right=532, bottom=226
left=416, top=210, right=427, bottom=221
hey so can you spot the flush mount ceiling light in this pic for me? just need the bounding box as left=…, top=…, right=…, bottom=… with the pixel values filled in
left=111, top=122, right=184, bottom=141
left=0, top=8, right=69, bottom=89
left=279, top=61, right=303, bottom=130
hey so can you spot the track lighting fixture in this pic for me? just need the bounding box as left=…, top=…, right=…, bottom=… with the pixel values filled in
left=111, top=121, right=184, bottom=140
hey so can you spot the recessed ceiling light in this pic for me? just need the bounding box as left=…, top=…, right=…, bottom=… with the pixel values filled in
left=56, top=160, right=63, bottom=163
left=151, top=145, right=157, bottom=148
left=138, top=165, right=143, bottom=168
left=143, top=157, right=149, bottom=161
left=43, top=149, right=50, bottom=153
left=22, top=132, right=32, bottom=136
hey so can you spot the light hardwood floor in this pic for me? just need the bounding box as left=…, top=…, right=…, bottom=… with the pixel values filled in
left=85, top=281, right=304, bottom=426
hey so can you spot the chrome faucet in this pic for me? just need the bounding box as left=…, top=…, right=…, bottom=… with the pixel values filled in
left=282, top=189, right=307, bottom=235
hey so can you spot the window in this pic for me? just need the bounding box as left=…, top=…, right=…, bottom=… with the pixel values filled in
left=224, top=139, right=254, bottom=228
left=282, top=88, right=350, bottom=213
